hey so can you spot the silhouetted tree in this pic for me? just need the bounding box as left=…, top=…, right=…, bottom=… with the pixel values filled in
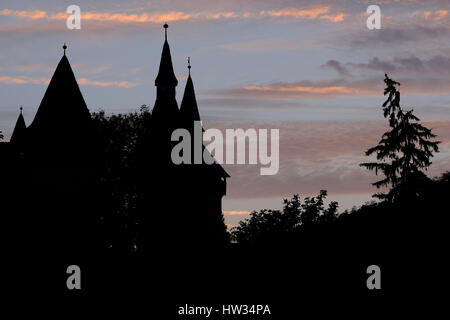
left=319, top=198, right=339, bottom=224
left=300, top=190, right=325, bottom=226
left=360, top=74, right=440, bottom=202
left=0, top=130, right=3, bottom=140
left=231, top=191, right=338, bottom=244
left=91, top=105, right=151, bottom=252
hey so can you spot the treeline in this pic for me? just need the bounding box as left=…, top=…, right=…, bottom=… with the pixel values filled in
left=230, top=74, right=448, bottom=248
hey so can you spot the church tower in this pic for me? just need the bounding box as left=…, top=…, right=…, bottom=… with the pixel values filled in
left=146, top=24, right=181, bottom=168
left=178, top=59, right=230, bottom=247
left=152, top=23, right=179, bottom=125
left=137, top=24, right=229, bottom=251
left=26, top=43, right=93, bottom=165
left=136, top=24, right=182, bottom=252
left=179, top=57, right=200, bottom=125
left=18, top=44, right=102, bottom=257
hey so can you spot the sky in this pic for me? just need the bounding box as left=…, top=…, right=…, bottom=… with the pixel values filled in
left=1, top=0, right=450, bottom=227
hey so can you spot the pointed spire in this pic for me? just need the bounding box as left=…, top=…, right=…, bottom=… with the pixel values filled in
left=63, top=43, right=67, bottom=56
left=151, top=23, right=180, bottom=122
left=180, top=61, right=200, bottom=122
left=10, top=106, right=27, bottom=145
left=155, top=23, right=178, bottom=88
left=28, top=48, right=90, bottom=138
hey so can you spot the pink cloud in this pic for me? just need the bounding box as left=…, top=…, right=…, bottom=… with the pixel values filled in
left=242, top=85, right=362, bottom=96
left=266, top=6, right=330, bottom=19
left=16, top=64, right=41, bottom=72
left=320, top=13, right=346, bottom=22
left=0, top=75, right=49, bottom=85
left=0, top=9, right=47, bottom=20
left=77, top=78, right=137, bottom=88
left=206, top=120, right=450, bottom=199
left=0, top=6, right=347, bottom=25
left=211, top=74, right=450, bottom=99
left=411, top=9, right=449, bottom=21
left=223, top=210, right=251, bottom=215
left=0, top=74, right=136, bottom=88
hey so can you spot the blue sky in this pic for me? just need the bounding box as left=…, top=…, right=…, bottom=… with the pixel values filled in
left=1, top=0, right=450, bottom=226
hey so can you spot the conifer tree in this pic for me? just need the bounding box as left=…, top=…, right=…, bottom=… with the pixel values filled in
left=360, top=74, right=440, bottom=202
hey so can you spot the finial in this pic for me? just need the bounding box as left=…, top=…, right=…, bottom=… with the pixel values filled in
left=20, top=105, right=23, bottom=114
left=188, top=57, right=191, bottom=75
left=163, top=23, right=168, bottom=41
left=63, top=43, right=67, bottom=55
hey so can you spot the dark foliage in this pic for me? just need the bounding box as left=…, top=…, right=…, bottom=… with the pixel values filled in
left=231, top=75, right=447, bottom=250
left=360, top=74, right=440, bottom=201
left=91, top=105, right=151, bottom=252
left=231, top=190, right=338, bottom=244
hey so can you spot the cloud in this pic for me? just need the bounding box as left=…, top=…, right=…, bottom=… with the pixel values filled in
left=243, top=84, right=361, bottom=95
left=348, top=55, right=450, bottom=76
left=0, top=6, right=347, bottom=25
left=348, top=57, right=396, bottom=73
left=0, top=75, right=49, bottom=85
left=16, top=64, right=41, bottom=72
left=13, top=63, right=110, bottom=75
left=67, top=11, right=194, bottom=23
left=209, top=67, right=450, bottom=100
left=320, top=13, right=346, bottom=22
left=0, top=9, right=47, bottom=20
left=78, top=78, right=137, bottom=88
left=349, top=24, right=449, bottom=47
left=223, top=210, right=251, bottom=215
left=218, top=38, right=306, bottom=52
left=0, top=8, right=193, bottom=23
left=0, top=75, right=136, bottom=88
left=411, top=9, right=449, bottom=21
left=214, top=120, right=450, bottom=199
left=209, top=79, right=377, bottom=99
left=266, top=6, right=329, bottom=19
left=131, top=67, right=147, bottom=74
left=83, top=65, right=111, bottom=75
left=321, top=60, right=350, bottom=76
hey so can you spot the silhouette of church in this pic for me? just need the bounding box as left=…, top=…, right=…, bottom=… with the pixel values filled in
left=136, top=24, right=230, bottom=251
left=0, top=24, right=229, bottom=256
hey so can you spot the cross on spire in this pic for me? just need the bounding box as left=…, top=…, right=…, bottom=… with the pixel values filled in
left=20, top=105, right=23, bottom=113
left=63, top=43, right=67, bottom=56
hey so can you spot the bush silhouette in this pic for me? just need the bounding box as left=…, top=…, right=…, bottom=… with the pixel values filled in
left=231, top=190, right=338, bottom=244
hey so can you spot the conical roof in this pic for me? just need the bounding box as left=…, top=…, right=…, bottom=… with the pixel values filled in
left=27, top=54, right=90, bottom=137
left=25, top=50, right=95, bottom=167
left=180, top=71, right=229, bottom=178
left=180, top=74, right=200, bottom=122
left=155, top=40, right=178, bottom=87
left=151, top=26, right=180, bottom=123
left=10, top=109, right=26, bottom=145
